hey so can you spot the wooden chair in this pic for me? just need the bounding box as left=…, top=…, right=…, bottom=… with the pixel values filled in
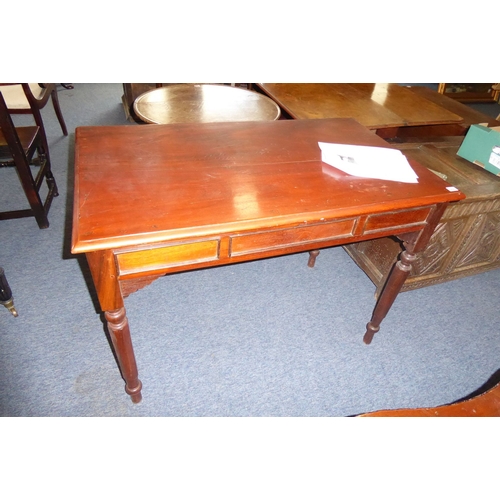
left=0, top=267, right=18, bottom=317
left=0, top=83, right=68, bottom=136
left=0, top=91, right=58, bottom=228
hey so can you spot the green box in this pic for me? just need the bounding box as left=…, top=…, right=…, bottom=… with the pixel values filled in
left=457, top=124, right=500, bottom=176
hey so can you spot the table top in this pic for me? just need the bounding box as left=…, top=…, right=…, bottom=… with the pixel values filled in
left=72, top=118, right=464, bottom=254
left=256, top=83, right=464, bottom=129
left=405, top=85, right=500, bottom=128
left=133, top=84, right=281, bottom=124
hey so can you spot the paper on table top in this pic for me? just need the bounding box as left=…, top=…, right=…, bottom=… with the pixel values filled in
left=319, top=142, right=419, bottom=183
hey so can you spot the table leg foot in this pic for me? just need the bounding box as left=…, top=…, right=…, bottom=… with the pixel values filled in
left=363, top=323, right=379, bottom=344
left=126, top=384, right=143, bottom=404
left=308, top=250, right=320, bottom=267
left=105, top=307, right=143, bottom=403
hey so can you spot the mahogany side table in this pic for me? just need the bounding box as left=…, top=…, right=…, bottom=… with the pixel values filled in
left=72, top=118, right=464, bottom=402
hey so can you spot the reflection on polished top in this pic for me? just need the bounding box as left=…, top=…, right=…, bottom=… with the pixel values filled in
left=72, top=118, right=464, bottom=254
left=255, top=83, right=463, bottom=129
left=133, top=84, right=281, bottom=124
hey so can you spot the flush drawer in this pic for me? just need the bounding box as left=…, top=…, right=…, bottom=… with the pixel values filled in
left=363, top=207, right=431, bottom=234
left=230, top=219, right=356, bottom=256
left=116, top=239, right=220, bottom=276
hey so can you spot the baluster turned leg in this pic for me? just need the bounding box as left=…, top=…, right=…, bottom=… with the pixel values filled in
left=363, top=244, right=416, bottom=344
left=105, top=307, right=142, bottom=403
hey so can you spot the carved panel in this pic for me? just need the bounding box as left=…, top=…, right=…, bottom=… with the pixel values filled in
left=454, top=212, right=500, bottom=269
left=445, top=198, right=500, bottom=219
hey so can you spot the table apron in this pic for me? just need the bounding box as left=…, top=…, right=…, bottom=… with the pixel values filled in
left=114, top=207, right=433, bottom=280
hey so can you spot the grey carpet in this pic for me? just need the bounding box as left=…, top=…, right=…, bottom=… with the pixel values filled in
left=1, top=84, right=499, bottom=416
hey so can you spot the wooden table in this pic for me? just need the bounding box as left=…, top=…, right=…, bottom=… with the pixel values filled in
left=255, top=83, right=464, bottom=138
left=133, top=84, right=281, bottom=124
left=71, top=118, right=464, bottom=403
left=402, top=85, right=500, bottom=135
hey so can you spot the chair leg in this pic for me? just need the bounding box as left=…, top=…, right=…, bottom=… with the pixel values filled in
left=50, top=88, right=68, bottom=136
left=0, top=267, right=18, bottom=317
left=15, top=151, right=50, bottom=229
left=35, top=144, right=59, bottom=226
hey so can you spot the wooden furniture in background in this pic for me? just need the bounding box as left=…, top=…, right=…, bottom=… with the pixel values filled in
left=400, top=85, right=500, bottom=136
left=438, top=83, right=500, bottom=103
left=344, top=136, right=500, bottom=294
left=254, top=83, right=464, bottom=138
left=133, top=84, right=281, bottom=125
left=122, top=83, right=158, bottom=119
left=0, top=92, right=58, bottom=228
left=0, top=83, right=68, bottom=136
left=122, top=83, right=253, bottom=121
left=0, top=267, right=18, bottom=317
left=71, top=118, right=463, bottom=402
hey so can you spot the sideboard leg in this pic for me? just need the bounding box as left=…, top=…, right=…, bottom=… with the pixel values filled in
left=105, top=307, right=142, bottom=403
left=363, top=244, right=416, bottom=344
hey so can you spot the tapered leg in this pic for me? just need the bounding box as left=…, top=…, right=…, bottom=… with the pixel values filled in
left=0, top=267, right=18, bottom=317
left=308, top=250, right=320, bottom=267
left=50, top=89, right=68, bottom=136
left=105, top=307, right=142, bottom=403
left=363, top=244, right=416, bottom=344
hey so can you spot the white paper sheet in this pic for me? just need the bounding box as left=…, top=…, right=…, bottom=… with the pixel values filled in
left=319, top=142, right=419, bottom=183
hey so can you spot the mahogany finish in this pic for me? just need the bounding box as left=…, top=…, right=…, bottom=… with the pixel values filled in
left=133, top=84, right=281, bottom=125
left=72, top=118, right=464, bottom=402
left=255, top=83, right=463, bottom=137
left=359, top=381, right=500, bottom=416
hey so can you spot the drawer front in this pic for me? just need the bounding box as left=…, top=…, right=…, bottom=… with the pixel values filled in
left=230, top=219, right=356, bottom=256
left=116, top=239, right=220, bottom=276
left=363, top=207, right=431, bottom=234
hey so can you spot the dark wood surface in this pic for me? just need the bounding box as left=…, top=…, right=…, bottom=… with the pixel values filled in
left=344, top=137, right=500, bottom=294
left=0, top=93, right=58, bottom=228
left=397, top=85, right=500, bottom=136
left=0, top=267, right=18, bottom=317
left=133, top=84, right=281, bottom=124
left=72, top=118, right=464, bottom=402
left=255, top=84, right=463, bottom=135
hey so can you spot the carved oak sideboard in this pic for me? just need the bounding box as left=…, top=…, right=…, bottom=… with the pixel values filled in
left=344, top=137, right=500, bottom=294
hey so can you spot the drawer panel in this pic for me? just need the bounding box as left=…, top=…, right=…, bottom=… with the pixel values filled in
left=364, top=207, right=431, bottom=234
left=230, top=219, right=355, bottom=256
left=116, top=239, right=219, bottom=276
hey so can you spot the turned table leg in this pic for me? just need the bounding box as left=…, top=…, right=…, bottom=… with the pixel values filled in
left=363, top=244, right=416, bottom=344
left=308, top=250, right=320, bottom=267
left=105, top=307, right=142, bottom=403
left=363, top=204, right=447, bottom=344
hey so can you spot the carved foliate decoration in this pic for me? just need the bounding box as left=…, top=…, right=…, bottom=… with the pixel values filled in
left=412, top=221, right=455, bottom=275
left=454, top=212, right=500, bottom=269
